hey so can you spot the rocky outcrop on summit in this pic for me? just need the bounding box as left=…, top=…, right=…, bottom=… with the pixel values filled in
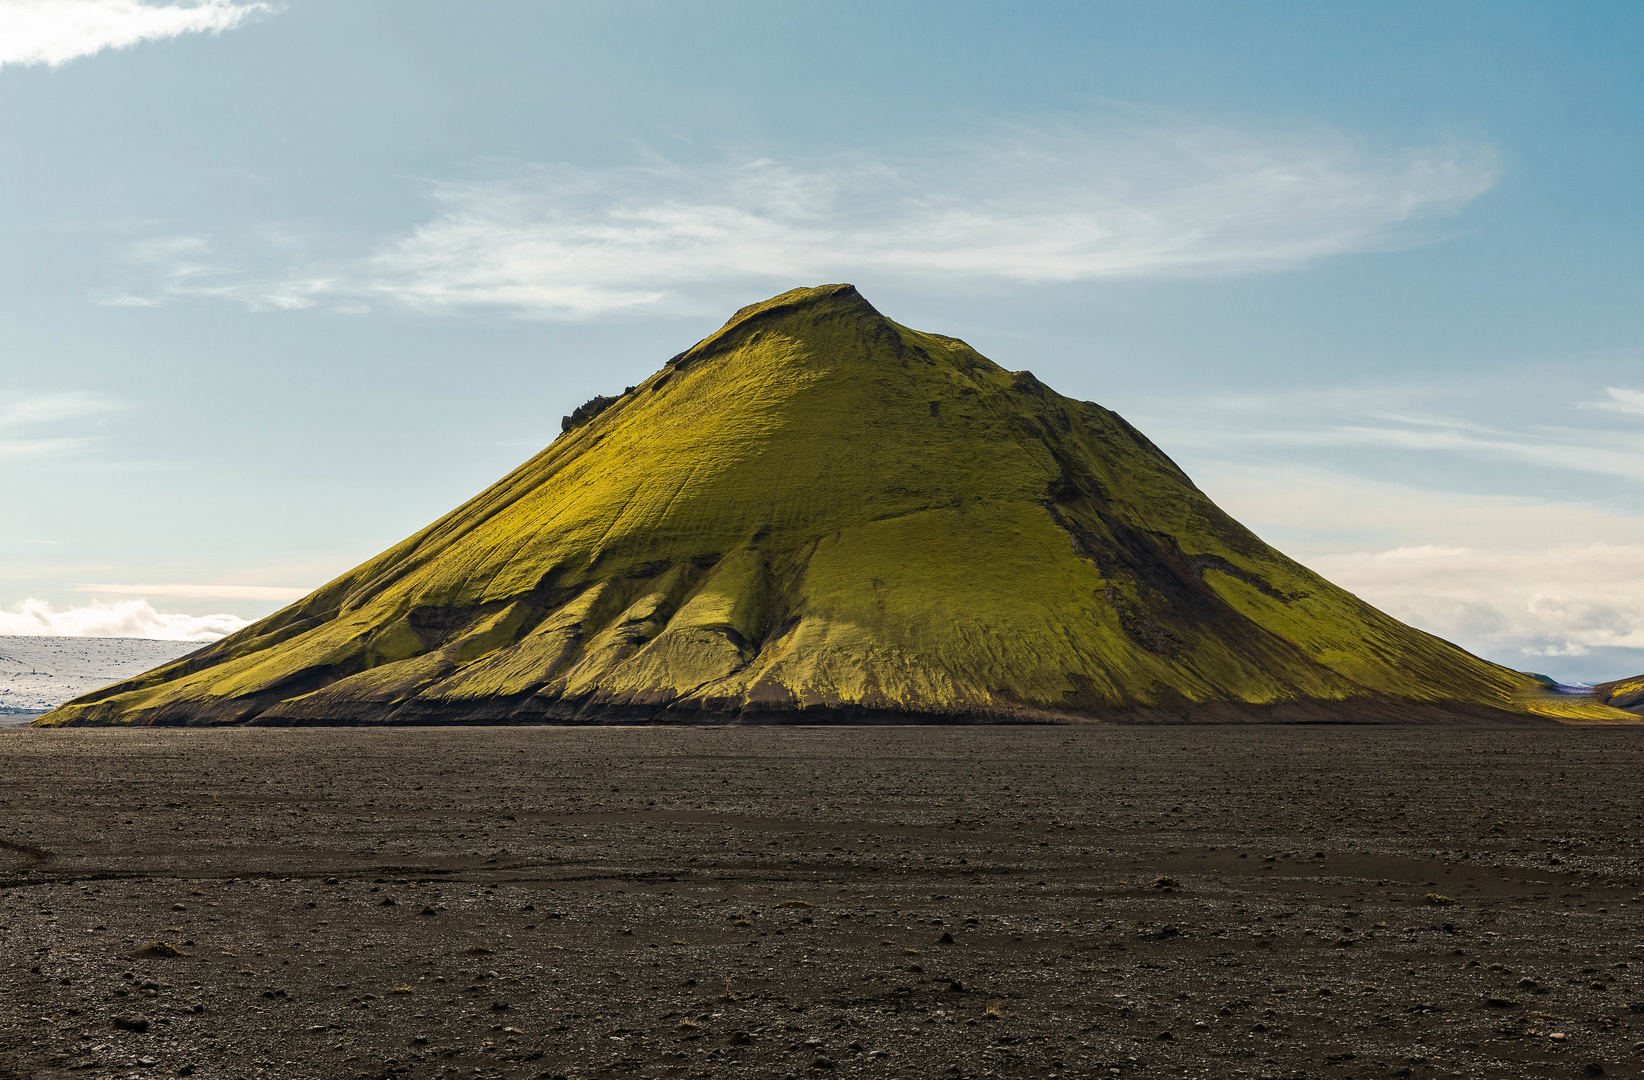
left=36, top=285, right=1638, bottom=726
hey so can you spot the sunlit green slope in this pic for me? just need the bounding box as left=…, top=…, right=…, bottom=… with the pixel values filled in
left=37, top=285, right=1633, bottom=726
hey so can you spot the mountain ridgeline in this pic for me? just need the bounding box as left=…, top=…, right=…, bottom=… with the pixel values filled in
left=36, top=285, right=1638, bottom=726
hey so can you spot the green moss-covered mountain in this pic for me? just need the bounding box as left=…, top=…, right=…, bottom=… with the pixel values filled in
left=37, top=284, right=1636, bottom=726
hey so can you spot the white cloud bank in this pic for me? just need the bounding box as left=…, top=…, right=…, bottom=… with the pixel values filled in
left=1310, top=543, right=1644, bottom=660
left=0, top=0, right=271, bottom=68
left=122, top=122, right=1498, bottom=317
left=0, top=597, right=248, bottom=640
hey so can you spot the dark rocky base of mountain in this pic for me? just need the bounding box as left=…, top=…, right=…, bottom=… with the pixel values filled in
left=53, top=698, right=1561, bottom=728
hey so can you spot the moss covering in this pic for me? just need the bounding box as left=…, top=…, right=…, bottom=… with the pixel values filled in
left=35, top=284, right=1638, bottom=726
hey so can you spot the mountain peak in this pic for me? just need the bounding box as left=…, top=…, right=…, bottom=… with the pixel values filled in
left=727, top=281, right=876, bottom=324
left=670, top=282, right=883, bottom=371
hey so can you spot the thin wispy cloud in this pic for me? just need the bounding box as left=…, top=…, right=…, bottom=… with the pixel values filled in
left=1152, top=383, right=1644, bottom=483
left=0, top=391, right=121, bottom=428
left=0, top=391, right=123, bottom=459
left=0, top=597, right=247, bottom=640
left=1593, top=387, right=1644, bottom=417
left=1270, top=424, right=1644, bottom=483
left=116, top=121, right=1498, bottom=318
left=0, top=437, right=98, bottom=458
left=0, top=0, right=273, bottom=68
left=78, top=582, right=310, bottom=600
left=1193, top=461, right=1644, bottom=554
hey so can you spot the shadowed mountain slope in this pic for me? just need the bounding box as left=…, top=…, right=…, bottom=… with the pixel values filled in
left=36, top=285, right=1638, bottom=726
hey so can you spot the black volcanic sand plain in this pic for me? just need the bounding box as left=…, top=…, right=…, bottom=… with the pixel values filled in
left=2, top=727, right=1642, bottom=1080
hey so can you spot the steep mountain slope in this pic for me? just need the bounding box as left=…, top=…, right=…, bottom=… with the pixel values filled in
left=36, top=285, right=1635, bottom=726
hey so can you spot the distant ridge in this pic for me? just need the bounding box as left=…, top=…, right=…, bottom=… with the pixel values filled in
left=36, top=285, right=1639, bottom=726
left=1594, top=675, right=1644, bottom=715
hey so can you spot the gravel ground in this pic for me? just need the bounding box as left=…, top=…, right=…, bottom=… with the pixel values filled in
left=1, top=725, right=1641, bottom=1080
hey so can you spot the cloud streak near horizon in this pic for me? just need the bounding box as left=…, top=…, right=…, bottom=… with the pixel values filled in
left=0, top=0, right=272, bottom=68
left=78, top=582, right=310, bottom=600
left=118, top=122, right=1498, bottom=317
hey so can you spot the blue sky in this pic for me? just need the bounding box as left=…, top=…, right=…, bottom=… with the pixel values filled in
left=1, top=0, right=1642, bottom=681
